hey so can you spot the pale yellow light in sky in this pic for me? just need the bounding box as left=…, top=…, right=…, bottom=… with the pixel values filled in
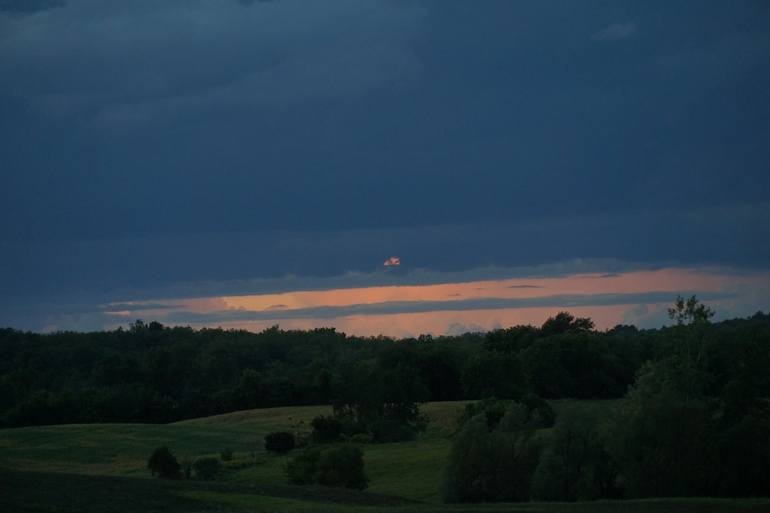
left=185, top=268, right=739, bottom=312
left=103, top=267, right=770, bottom=336
left=184, top=305, right=633, bottom=337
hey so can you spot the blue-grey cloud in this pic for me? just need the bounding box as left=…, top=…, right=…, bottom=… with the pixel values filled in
left=99, top=302, right=183, bottom=312
left=0, top=0, right=64, bottom=14
left=0, top=0, right=424, bottom=129
left=238, top=0, right=275, bottom=6
left=3, top=203, right=768, bottom=313
left=0, top=1, right=769, bottom=332
left=159, top=291, right=736, bottom=324
left=592, top=22, right=637, bottom=42
left=446, top=322, right=489, bottom=336
left=4, top=260, right=768, bottom=333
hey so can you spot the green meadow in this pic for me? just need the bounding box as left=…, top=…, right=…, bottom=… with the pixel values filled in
left=2, top=400, right=770, bottom=513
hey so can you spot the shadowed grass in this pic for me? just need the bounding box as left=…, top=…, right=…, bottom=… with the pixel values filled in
left=0, top=404, right=334, bottom=476
left=0, top=402, right=468, bottom=486
left=4, top=400, right=768, bottom=512
left=3, top=468, right=770, bottom=513
left=0, top=400, right=620, bottom=504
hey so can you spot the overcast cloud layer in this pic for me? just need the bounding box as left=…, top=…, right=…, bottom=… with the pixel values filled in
left=1, top=1, right=769, bottom=332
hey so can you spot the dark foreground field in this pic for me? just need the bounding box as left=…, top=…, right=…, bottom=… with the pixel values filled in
left=4, top=468, right=770, bottom=513
left=2, top=401, right=769, bottom=513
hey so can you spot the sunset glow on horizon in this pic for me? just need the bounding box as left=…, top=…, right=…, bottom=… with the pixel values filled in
left=100, top=267, right=770, bottom=337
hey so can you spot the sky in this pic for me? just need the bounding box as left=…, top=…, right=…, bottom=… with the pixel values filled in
left=1, top=0, right=769, bottom=335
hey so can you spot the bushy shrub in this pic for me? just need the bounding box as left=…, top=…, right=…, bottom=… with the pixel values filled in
left=220, top=448, right=233, bottom=461
left=180, top=456, right=193, bottom=480
left=445, top=396, right=559, bottom=503
left=498, top=397, right=557, bottom=433
left=147, top=446, right=182, bottom=479
left=286, top=447, right=320, bottom=485
left=311, top=415, right=342, bottom=443
left=715, top=412, right=770, bottom=497
left=332, top=398, right=427, bottom=443
left=294, top=431, right=312, bottom=448
left=350, top=432, right=373, bottom=444
left=530, top=412, right=619, bottom=501
left=457, top=398, right=512, bottom=431
left=443, top=415, right=543, bottom=502
left=193, top=456, right=222, bottom=481
left=459, top=396, right=555, bottom=433
left=286, top=445, right=368, bottom=489
left=520, top=393, right=556, bottom=428
left=608, top=362, right=716, bottom=498
left=265, top=431, right=295, bottom=454
left=317, top=445, right=369, bottom=489
left=369, top=418, right=420, bottom=443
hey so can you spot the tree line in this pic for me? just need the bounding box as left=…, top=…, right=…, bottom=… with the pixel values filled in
left=0, top=305, right=768, bottom=431
left=444, top=301, right=770, bottom=500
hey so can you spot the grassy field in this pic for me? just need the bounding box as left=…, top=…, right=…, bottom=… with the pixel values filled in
left=2, top=400, right=770, bottom=513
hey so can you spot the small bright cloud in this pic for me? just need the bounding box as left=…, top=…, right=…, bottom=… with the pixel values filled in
left=384, top=256, right=401, bottom=267
left=592, top=22, right=637, bottom=42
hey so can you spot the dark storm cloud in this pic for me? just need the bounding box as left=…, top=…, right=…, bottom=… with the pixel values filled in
left=238, top=0, right=275, bottom=6
left=0, top=0, right=64, bottom=14
left=3, top=203, right=767, bottom=312
left=1, top=1, right=769, bottom=331
left=0, top=0, right=423, bottom=128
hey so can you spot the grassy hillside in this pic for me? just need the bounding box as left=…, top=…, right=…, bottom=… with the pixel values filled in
left=0, top=401, right=468, bottom=502
left=0, top=404, right=335, bottom=476
left=3, top=400, right=770, bottom=513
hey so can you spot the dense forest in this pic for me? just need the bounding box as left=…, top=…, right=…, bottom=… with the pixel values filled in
left=0, top=313, right=648, bottom=427
left=442, top=302, right=770, bottom=501
left=2, top=300, right=770, bottom=500
left=0, top=303, right=767, bottom=429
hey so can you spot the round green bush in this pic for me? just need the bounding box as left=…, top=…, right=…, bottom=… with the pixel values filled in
left=147, top=446, right=182, bottom=479
left=311, top=415, right=342, bottom=443
left=193, top=457, right=222, bottom=481
left=264, top=431, right=296, bottom=453
left=286, top=445, right=368, bottom=490
left=350, top=433, right=373, bottom=444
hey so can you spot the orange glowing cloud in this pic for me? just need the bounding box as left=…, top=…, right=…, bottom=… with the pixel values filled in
left=206, top=268, right=745, bottom=312
left=102, top=267, right=770, bottom=336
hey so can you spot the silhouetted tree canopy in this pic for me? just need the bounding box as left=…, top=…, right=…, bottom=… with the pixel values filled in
left=1, top=306, right=769, bottom=431
left=442, top=300, right=770, bottom=503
